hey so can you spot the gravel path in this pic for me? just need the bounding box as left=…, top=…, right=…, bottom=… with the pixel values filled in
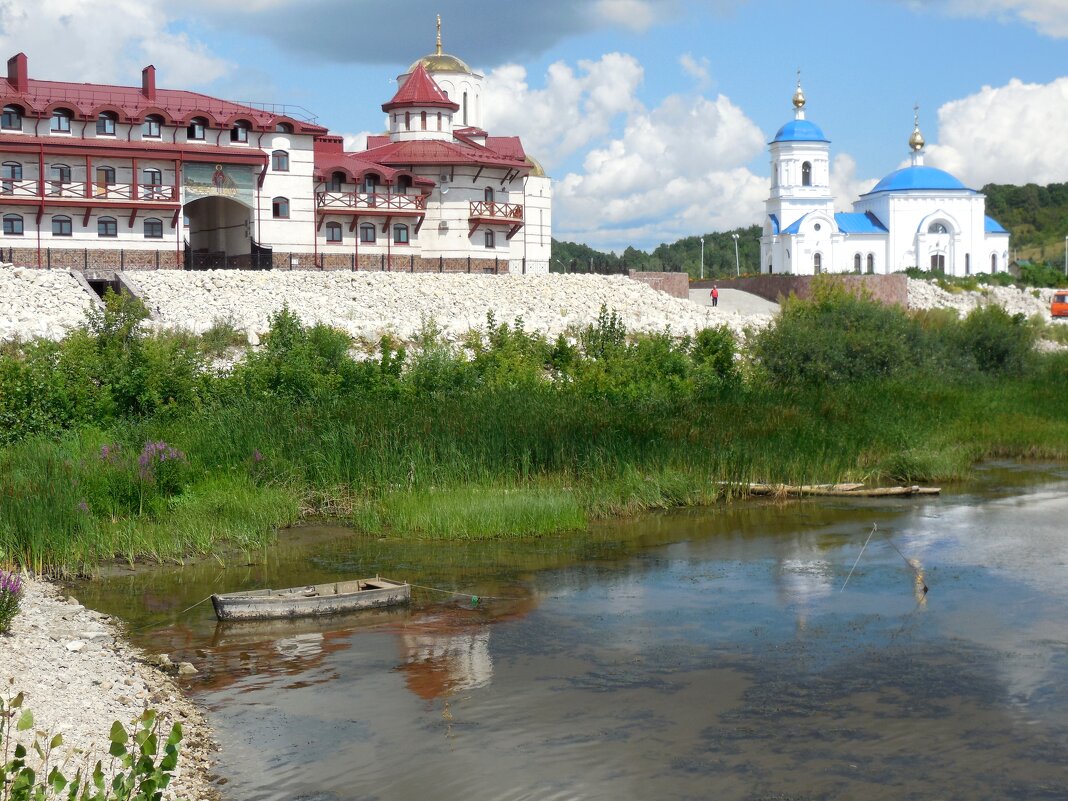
left=1, top=577, right=216, bottom=800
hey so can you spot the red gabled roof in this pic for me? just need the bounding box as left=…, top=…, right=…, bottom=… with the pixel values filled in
left=382, top=63, right=459, bottom=113
left=1, top=55, right=327, bottom=134
left=358, top=137, right=528, bottom=171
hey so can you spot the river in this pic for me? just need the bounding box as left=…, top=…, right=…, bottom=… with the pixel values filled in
left=73, top=463, right=1068, bottom=800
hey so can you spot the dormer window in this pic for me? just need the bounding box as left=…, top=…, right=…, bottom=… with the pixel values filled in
left=1, top=105, right=22, bottom=130
left=50, top=109, right=72, bottom=133
left=96, top=112, right=117, bottom=136
left=327, top=172, right=344, bottom=192
left=275, top=122, right=293, bottom=133
left=142, top=114, right=163, bottom=138
left=230, top=120, right=250, bottom=143
left=187, top=117, right=207, bottom=140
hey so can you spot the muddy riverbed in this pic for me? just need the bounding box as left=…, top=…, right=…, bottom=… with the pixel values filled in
left=73, top=463, right=1068, bottom=800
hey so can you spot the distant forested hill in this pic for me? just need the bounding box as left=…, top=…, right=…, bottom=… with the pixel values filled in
left=552, top=182, right=1068, bottom=274
left=983, top=183, right=1068, bottom=262
left=551, top=225, right=762, bottom=278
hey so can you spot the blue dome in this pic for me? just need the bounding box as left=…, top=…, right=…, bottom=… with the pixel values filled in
left=868, top=165, right=972, bottom=194
left=771, top=119, right=829, bottom=143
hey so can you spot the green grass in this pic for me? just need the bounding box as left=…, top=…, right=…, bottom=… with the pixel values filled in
left=354, top=485, right=587, bottom=539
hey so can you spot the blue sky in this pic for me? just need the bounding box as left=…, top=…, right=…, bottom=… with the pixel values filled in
left=7, top=0, right=1068, bottom=250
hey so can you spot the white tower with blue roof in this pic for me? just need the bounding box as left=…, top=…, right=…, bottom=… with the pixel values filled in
left=761, top=75, right=836, bottom=274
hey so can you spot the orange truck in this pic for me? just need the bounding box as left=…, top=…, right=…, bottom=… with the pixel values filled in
left=1053, top=291, right=1068, bottom=318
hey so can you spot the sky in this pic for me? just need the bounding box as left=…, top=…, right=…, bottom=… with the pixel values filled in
left=4, top=0, right=1067, bottom=252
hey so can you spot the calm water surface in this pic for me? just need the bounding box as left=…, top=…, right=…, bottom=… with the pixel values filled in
left=74, top=464, right=1068, bottom=800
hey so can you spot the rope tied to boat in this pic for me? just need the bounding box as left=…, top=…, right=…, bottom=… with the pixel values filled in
left=406, top=582, right=520, bottom=604
left=127, top=594, right=214, bottom=633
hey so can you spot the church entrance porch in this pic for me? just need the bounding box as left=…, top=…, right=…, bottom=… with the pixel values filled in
left=182, top=195, right=269, bottom=270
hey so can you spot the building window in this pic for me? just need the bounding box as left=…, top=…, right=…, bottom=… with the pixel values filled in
left=187, top=117, right=206, bottom=140
left=965, top=253, right=971, bottom=275
left=931, top=254, right=945, bottom=271
left=404, top=112, right=411, bottom=131
left=230, top=121, right=250, bottom=143
left=143, top=217, right=163, bottom=239
left=866, top=253, right=875, bottom=274
left=485, top=229, right=495, bottom=249
left=421, top=111, right=427, bottom=130
left=142, top=168, right=163, bottom=197
left=928, top=222, right=948, bottom=234
left=3, top=214, right=23, bottom=235
left=96, top=112, right=116, bottom=136
left=97, top=216, right=118, bottom=237
left=393, top=223, right=409, bottom=244
left=484, top=186, right=494, bottom=203
left=802, top=161, right=812, bottom=187
left=363, top=175, right=377, bottom=195
left=275, top=122, right=293, bottom=133
left=50, top=164, right=71, bottom=192
left=463, top=91, right=468, bottom=126
left=327, top=172, right=344, bottom=192
left=853, top=253, right=861, bottom=273
left=813, top=252, right=822, bottom=274
left=272, top=196, right=289, bottom=219
left=95, top=166, right=115, bottom=197
left=437, top=112, right=442, bottom=131
left=1, top=105, right=22, bottom=130
left=325, top=222, right=342, bottom=242
left=991, top=253, right=998, bottom=272
left=1, top=161, right=22, bottom=194
left=52, top=216, right=72, bottom=237
left=272, top=150, right=289, bottom=172
left=359, top=223, right=375, bottom=243
left=142, top=115, right=163, bottom=138
left=50, top=109, right=72, bottom=133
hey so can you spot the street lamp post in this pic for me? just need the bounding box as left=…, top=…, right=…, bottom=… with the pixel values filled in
left=731, top=233, right=740, bottom=277
left=700, top=236, right=705, bottom=280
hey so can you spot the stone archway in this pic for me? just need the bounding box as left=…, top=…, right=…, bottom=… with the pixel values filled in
left=183, top=195, right=253, bottom=269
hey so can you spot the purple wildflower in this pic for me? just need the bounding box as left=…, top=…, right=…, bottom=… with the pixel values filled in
left=138, top=440, right=185, bottom=480
left=0, top=568, right=23, bottom=633
left=100, top=443, right=122, bottom=463
left=77, top=500, right=90, bottom=514
left=252, top=448, right=264, bottom=463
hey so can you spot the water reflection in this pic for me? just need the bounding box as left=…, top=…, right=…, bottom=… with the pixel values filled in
left=67, top=463, right=1068, bottom=801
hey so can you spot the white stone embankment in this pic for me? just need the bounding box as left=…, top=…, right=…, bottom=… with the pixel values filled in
left=0, top=265, right=95, bottom=341
left=1, top=577, right=216, bottom=800
left=907, top=278, right=1061, bottom=319
left=128, top=271, right=768, bottom=343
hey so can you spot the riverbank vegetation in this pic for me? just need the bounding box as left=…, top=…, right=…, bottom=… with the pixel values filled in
left=2, top=279, right=1067, bottom=576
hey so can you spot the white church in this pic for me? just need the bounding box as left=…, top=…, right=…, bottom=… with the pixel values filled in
left=760, top=79, right=1010, bottom=276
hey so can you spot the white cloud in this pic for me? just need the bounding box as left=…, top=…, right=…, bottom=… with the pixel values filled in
left=594, top=0, right=661, bottom=32
left=830, top=153, right=877, bottom=209
left=679, top=53, right=712, bottom=89
left=0, top=0, right=230, bottom=87
left=483, top=53, right=645, bottom=171
left=554, top=91, right=768, bottom=248
left=942, top=0, right=1068, bottom=38
left=925, top=77, right=1068, bottom=186
left=342, top=131, right=374, bottom=152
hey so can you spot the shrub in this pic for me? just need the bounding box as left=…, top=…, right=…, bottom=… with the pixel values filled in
left=953, top=305, right=1036, bottom=375
left=0, top=569, right=22, bottom=633
left=751, top=276, right=926, bottom=386
left=0, top=693, right=186, bottom=801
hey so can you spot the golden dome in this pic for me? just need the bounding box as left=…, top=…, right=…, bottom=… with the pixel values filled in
left=525, top=154, right=546, bottom=177
left=407, top=53, right=473, bottom=75
left=792, top=70, right=806, bottom=109
left=909, top=104, right=925, bottom=151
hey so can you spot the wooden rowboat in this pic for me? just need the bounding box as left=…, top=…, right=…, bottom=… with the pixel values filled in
left=211, top=576, right=410, bottom=622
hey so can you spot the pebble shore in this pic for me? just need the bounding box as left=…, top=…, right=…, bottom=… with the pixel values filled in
left=1, top=577, right=217, bottom=801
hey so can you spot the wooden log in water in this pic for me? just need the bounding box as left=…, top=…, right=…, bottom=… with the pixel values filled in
left=743, top=483, right=940, bottom=497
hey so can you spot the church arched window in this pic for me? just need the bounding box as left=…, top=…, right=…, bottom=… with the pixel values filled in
left=802, top=161, right=812, bottom=187
left=853, top=253, right=861, bottom=273
left=991, top=253, right=997, bottom=272
left=964, top=253, right=971, bottom=275
left=928, top=222, right=948, bottom=234
left=867, top=254, right=875, bottom=274
left=813, top=252, right=822, bottom=274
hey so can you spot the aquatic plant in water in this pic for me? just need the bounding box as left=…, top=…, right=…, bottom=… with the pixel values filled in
left=0, top=569, right=22, bottom=634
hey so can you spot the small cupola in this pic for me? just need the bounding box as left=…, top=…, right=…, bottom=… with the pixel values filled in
left=909, top=104, right=926, bottom=166
left=383, top=62, right=459, bottom=142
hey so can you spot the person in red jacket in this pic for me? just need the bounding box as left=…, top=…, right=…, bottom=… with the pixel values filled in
left=710, top=285, right=719, bottom=307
